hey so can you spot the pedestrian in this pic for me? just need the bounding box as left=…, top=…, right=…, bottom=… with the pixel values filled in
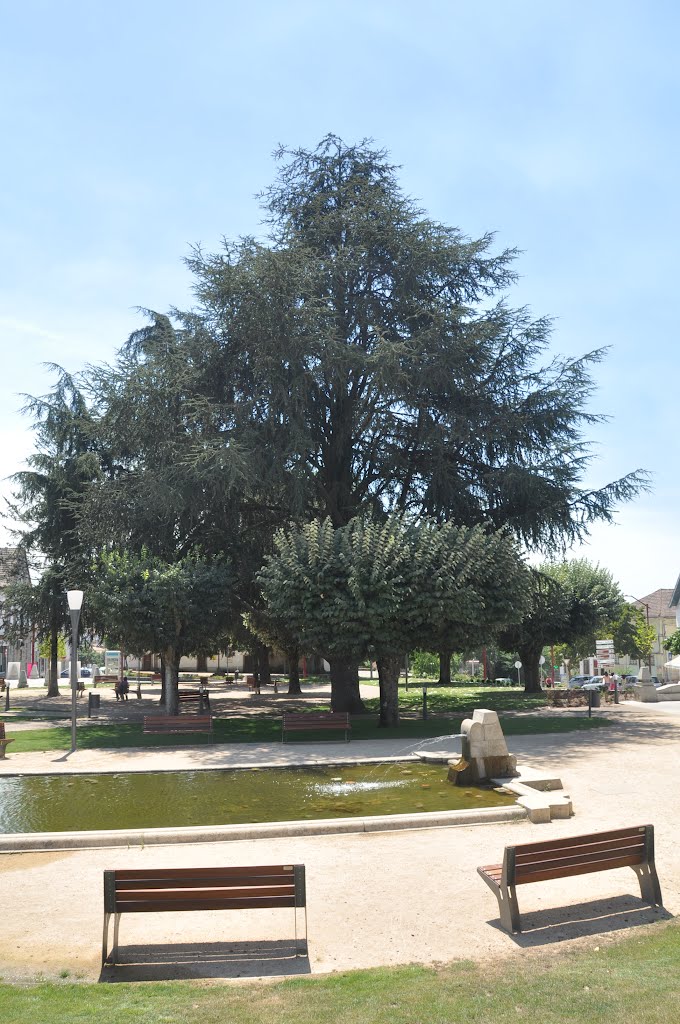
left=119, top=676, right=129, bottom=701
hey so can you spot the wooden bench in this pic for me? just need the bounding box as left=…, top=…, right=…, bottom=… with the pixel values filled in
left=178, top=688, right=211, bottom=712
left=478, top=824, right=663, bottom=934
left=143, top=714, right=213, bottom=740
left=95, top=674, right=120, bottom=687
left=0, top=722, right=14, bottom=759
left=102, top=863, right=307, bottom=966
left=282, top=712, right=351, bottom=742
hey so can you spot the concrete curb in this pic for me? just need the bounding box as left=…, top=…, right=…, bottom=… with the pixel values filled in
left=0, top=805, right=527, bottom=853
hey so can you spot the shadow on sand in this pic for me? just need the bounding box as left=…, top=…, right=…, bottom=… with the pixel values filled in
left=99, top=938, right=311, bottom=982
left=486, top=894, right=672, bottom=947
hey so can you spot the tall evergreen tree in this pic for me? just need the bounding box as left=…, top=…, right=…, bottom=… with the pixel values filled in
left=7, top=367, right=100, bottom=695
left=182, top=135, right=646, bottom=546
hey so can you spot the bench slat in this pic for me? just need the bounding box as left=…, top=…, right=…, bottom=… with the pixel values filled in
left=114, top=884, right=296, bottom=901
left=113, top=896, right=299, bottom=912
left=511, top=825, right=647, bottom=857
left=515, top=854, right=647, bottom=885
left=113, top=865, right=295, bottom=881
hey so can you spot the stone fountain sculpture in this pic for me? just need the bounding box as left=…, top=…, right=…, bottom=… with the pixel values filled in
left=448, top=708, right=517, bottom=785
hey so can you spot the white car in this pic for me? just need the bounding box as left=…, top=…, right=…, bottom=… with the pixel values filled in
left=583, top=675, right=607, bottom=688
left=567, top=675, right=591, bottom=689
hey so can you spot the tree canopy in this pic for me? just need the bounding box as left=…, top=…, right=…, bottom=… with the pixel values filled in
left=258, top=515, right=527, bottom=718
left=87, top=548, right=234, bottom=714
left=500, top=559, right=624, bottom=691
left=177, top=135, right=647, bottom=547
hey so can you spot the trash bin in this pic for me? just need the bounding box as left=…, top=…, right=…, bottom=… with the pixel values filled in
left=583, top=684, right=601, bottom=708
left=88, top=691, right=101, bottom=717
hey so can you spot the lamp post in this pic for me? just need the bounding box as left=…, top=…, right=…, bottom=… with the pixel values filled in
left=626, top=595, right=652, bottom=672
left=67, top=590, right=84, bottom=753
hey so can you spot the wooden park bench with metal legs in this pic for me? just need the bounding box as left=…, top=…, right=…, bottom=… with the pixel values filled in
left=177, top=688, right=211, bottom=712
left=478, top=824, right=662, bottom=934
left=143, top=714, right=213, bottom=740
left=282, top=711, right=351, bottom=742
left=102, top=864, right=307, bottom=966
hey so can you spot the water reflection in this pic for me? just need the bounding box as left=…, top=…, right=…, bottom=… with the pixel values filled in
left=0, top=761, right=513, bottom=834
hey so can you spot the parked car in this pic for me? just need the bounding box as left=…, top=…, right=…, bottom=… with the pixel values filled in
left=567, top=675, right=591, bottom=689
left=59, top=667, right=92, bottom=678
left=584, top=675, right=607, bottom=688
left=494, top=677, right=513, bottom=686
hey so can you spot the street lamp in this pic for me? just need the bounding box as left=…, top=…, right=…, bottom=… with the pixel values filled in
left=67, top=590, right=84, bottom=753
left=625, top=594, right=652, bottom=672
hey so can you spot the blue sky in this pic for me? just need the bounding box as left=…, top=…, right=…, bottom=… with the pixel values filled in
left=1, top=0, right=678, bottom=603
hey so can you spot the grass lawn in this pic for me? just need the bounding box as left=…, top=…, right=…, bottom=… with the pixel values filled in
left=5, top=710, right=609, bottom=753
left=0, top=920, right=678, bottom=1023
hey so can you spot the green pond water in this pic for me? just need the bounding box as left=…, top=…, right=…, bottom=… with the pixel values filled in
left=0, top=763, right=515, bottom=833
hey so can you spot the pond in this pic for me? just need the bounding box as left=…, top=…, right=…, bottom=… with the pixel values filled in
left=0, top=762, right=515, bottom=833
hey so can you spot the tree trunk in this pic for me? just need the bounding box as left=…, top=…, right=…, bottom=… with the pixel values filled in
left=377, top=654, right=401, bottom=727
left=286, top=648, right=302, bottom=695
left=164, top=646, right=180, bottom=714
left=257, top=644, right=272, bottom=687
left=159, top=653, right=167, bottom=705
left=438, top=648, right=453, bottom=686
left=329, top=656, right=366, bottom=713
left=519, top=643, right=543, bottom=694
left=46, top=619, right=60, bottom=697
left=196, top=652, right=208, bottom=673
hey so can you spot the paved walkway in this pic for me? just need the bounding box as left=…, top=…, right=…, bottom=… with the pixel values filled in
left=0, top=697, right=678, bottom=983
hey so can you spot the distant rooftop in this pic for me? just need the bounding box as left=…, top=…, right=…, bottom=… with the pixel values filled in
left=629, top=589, right=678, bottom=618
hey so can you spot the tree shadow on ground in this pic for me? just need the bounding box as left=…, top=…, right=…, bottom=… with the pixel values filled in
left=99, top=939, right=310, bottom=982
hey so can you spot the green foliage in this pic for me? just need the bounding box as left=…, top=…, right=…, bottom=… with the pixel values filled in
left=633, top=620, right=656, bottom=661
left=37, top=633, right=66, bottom=659
left=87, top=548, right=235, bottom=660
left=181, top=135, right=647, bottom=545
left=664, top=628, right=680, bottom=657
left=500, top=559, right=624, bottom=690
left=409, top=650, right=439, bottom=677
left=258, top=515, right=528, bottom=669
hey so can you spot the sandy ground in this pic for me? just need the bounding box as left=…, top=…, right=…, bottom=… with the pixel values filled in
left=0, top=691, right=679, bottom=983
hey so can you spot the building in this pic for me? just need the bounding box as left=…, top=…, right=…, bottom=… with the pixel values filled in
left=619, top=589, right=679, bottom=679
left=0, top=547, right=32, bottom=677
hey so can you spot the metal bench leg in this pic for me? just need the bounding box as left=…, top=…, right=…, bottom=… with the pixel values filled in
left=111, top=913, right=121, bottom=965
left=497, top=883, right=521, bottom=934
left=294, top=903, right=308, bottom=956
left=102, top=913, right=111, bottom=966
left=294, top=864, right=307, bottom=955
left=633, top=864, right=663, bottom=907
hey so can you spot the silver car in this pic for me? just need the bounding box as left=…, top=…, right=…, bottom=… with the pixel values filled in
left=567, top=675, right=591, bottom=689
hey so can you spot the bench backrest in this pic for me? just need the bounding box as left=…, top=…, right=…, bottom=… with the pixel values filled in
left=143, top=715, right=211, bottom=729
left=283, top=712, right=350, bottom=726
left=0, top=723, right=5, bottom=739
left=104, top=864, right=305, bottom=913
left=506, top=825, right=653, bottom=886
